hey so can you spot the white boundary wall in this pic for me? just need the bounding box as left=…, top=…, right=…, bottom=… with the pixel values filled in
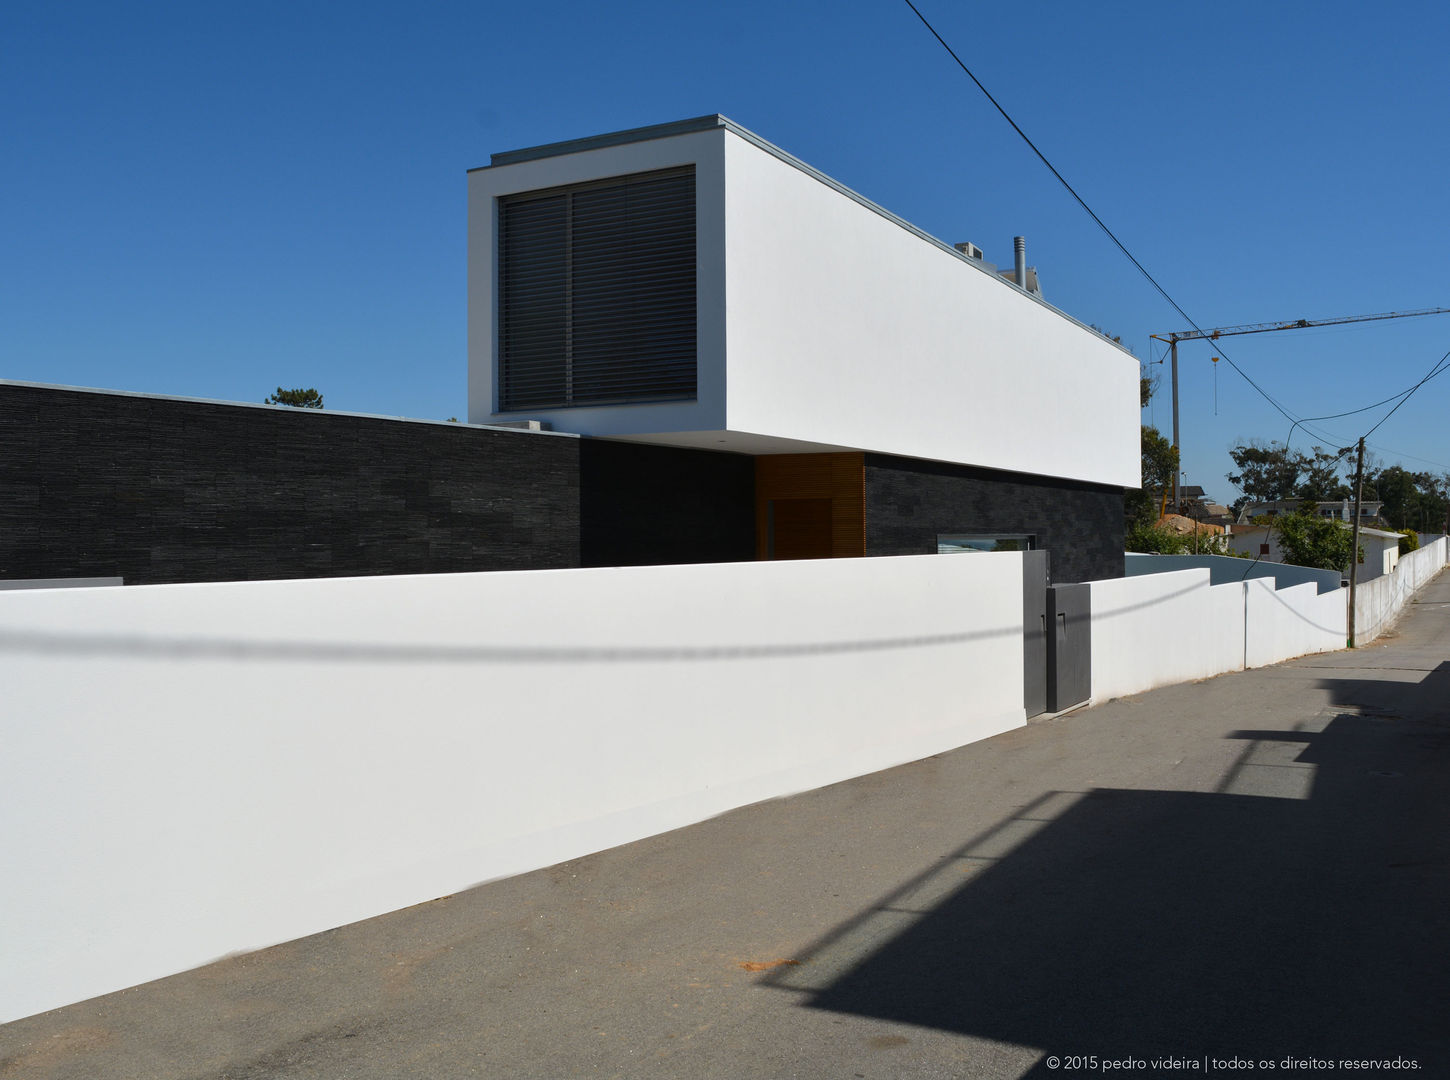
left=1089, top=569, right=1349, bottom=702
left=1355, top=536, right=1449, bottom=643
left=1243, top=578, right=1348, bottom=669
left=1099, top=548, right=1450, bottom=699
left=1124, top=553, right=1341, bottom=594
left=0, top=553, right=1024, bottom=1024
left=1089, top=571, right=1247, bottom=701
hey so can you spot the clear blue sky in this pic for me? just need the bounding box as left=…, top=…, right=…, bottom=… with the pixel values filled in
left=5, top=1, right=1449, bottom=503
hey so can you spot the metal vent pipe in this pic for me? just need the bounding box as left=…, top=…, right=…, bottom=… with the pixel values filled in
left=1013, top=236, right=1027, bottom=288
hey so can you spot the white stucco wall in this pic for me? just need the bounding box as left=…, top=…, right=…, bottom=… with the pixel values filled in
left=1224, top=525, right=1282, bottom=563
left=1125, top=553, right=1342, bottom=594
left=1243, top=578, right=1346, bottom=668
left=1358, top=532, right=1400, bottom=581
left=1092, top=568, right=1356, bottom=702
left=1355, top=536, right=1448, bottom=642
left=719, top=131, right=1139, bottom=486
left=468, top=119, right=1139, bottom=486
left=1089, top=570, right=1246, bottom=701
left=0, top=553, right=1023, bottom=1024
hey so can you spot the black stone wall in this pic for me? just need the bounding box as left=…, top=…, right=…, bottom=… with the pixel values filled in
left=3, top=383, right=1125, bottom=586
left=864, top=453, right=1124, bottom=584
left=0, top=384, right=582, bottom=584
left=580, top=440, right=755, bottom=567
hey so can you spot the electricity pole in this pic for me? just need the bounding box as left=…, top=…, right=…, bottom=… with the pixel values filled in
left=1348, top=437, right=1365, bottom=648
left=1170, top=336, right=1180, bottom=513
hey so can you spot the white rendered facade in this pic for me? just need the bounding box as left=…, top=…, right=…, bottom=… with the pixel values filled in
left=468, top=116, right=1140, bottom=488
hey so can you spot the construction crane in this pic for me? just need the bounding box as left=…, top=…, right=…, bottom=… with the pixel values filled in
left=1149, top=306, right=1450, bottom=511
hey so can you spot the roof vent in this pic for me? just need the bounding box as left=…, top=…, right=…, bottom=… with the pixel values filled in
left=954, top=241, right=984, bottom=260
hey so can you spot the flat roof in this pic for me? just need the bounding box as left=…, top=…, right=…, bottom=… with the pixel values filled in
left=485, top=114, right=734, bottom=168
left=0, top=380, right=578, bottom=439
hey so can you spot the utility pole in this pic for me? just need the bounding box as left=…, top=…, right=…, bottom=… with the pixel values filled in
left=1143, top=329, right=1185, bottom=514
left=1170, top=336, right=1180, bottom=513
left=1348, top=437, right=1365, bottom=648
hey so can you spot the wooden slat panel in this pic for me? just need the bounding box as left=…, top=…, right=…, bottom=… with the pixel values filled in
left=755, top=453, right=865, bottom=560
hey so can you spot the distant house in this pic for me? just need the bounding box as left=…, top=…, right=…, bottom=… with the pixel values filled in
left=1146, top=484, right=1206, bottom=515
left=1237, top=498, right=1385, bottom=526
left=1225, top=519, right=1404, bottom=581
left=1199, top=502, right=1235, bottom=528
left=1355, top=526, right=1408, bottom=580
left=1146, top=484, right=1233, bottom=527
left=1313, top=498, right=1387, bottom=526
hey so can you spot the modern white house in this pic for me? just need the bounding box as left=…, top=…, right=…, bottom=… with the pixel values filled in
left=4, top=116, right=1139, bottom=590
left=22, top=115, right=1450, bottom=1035
left=467, top=115, right=1140, bottom=581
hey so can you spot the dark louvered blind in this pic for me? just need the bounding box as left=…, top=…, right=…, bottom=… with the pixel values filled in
left=499, top=167, right=696, bottom=411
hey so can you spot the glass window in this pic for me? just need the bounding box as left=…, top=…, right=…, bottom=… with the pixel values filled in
left=937, top=534, right=1036, bottom=554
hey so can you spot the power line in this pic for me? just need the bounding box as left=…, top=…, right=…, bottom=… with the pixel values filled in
left=1285, top=358, right=1450, bottom=450
left=901, top=1, right=1449, bottom=471
left=1362, top=346, right=1450, bottom=441
left=900, top=0, right=1301, bottom=428
left=1160, top=310, right=1450, bottom=459
left=1367, top=443, right=1450, bottom=472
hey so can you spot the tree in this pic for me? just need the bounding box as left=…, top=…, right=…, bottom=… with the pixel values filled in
left=1373, top=465, right=1417, bottom=529
left=1227, top=437, right=1450, bottom=534
left=264, top=387, right=324, bottom=409
left=1425, top=473, right=1450, bottom=533
left=1126, top=517, right=1233, bottom=556
left=1138, top=361, right=1159, bottom=409
left=1125, top=425, right=1179, bottom=527
left=1089, top=325, right=1129, bottom=349
left=1272, top=502, right=1359, bottom=573
left=1364, top=464, right=1450, bottom=532
left=1227, top=440, right=1306, bottom=506
left=1126, top=519, right=1188, bottom=554
left=1297, top=446, right=1353, bottom=501
left=1226, top=439, right=1354, bottom=512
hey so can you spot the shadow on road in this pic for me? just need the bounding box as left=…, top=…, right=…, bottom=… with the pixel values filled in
left=766, top=663, right=1450, bottom=1074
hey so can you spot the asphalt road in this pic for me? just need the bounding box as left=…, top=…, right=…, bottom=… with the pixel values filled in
left=5, top=575, right=1449, bottom=1080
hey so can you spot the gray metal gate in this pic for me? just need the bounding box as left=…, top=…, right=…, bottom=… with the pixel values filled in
left=1046, top=582, right=1091, bottom=713
left=1022, top=556, right=1092, bottom=718
left=1022, top=551, right=1049, bottom=718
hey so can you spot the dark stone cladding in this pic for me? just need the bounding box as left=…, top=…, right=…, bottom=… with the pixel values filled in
left=0, top=384, right=582, bottom=585
left=2, top=382, right=1124, bottom=585
left=863, top=453, right=1125, bottom=584
left=580, top=439, right=755, bottom=568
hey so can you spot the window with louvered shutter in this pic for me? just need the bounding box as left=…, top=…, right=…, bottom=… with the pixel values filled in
left=499, top=166, right=696, bottom=411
